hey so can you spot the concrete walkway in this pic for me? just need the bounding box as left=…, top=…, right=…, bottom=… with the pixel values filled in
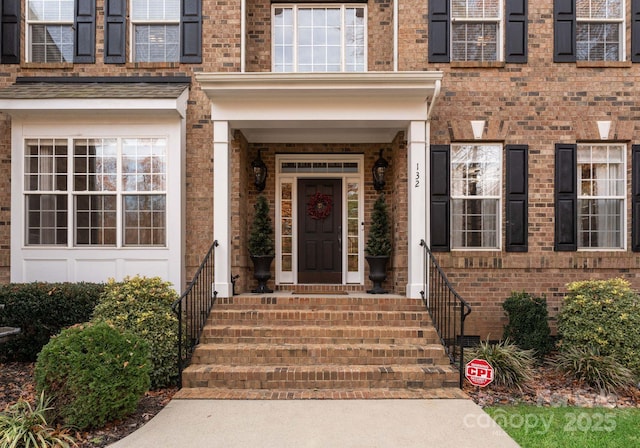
left=109, top=399, right=520, bottom=448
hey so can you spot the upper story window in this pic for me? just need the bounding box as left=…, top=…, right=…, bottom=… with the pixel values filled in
left=576, top=0, right=624, bottom=61
left=131, top=0, right=180, bottom=62
left=577, top=144, right=625, bottom=249
left=24, top=137, right=167, bottom=247
left=451, top=0, right=502, bottom=62
left=428, top=0, right=527, bottom=63
left=273, top=4, right=366, bottom=72
left=450, top=144, right=502, bottom=249
left=27, top=0, right=74, bottom=62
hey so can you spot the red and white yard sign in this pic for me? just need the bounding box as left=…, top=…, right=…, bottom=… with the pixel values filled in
left=465, top=358, right=494, bottom=387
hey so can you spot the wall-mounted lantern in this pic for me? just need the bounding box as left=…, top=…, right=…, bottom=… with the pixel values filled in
left=372, top=149, right=388, bottom=191
left=251, top=149, right=267, bottom=192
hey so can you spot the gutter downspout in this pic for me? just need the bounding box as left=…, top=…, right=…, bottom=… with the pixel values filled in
left=427, top=79, right=441, bottom=120
left=241, top=0, right=246, bottom=72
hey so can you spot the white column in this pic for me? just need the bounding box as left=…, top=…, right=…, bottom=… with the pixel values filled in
left=406, top=121, right=428, bottom=298
left=213, top=120, right=232, bottom=297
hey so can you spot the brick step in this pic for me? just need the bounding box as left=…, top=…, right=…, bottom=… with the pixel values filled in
left=206, top=310, right=434, bottom=327
left=216, top=296, right=426, bottom=311
left=174, top=387, right=469, bottom=400
left=201, top=325, right=441, bottom=345
left=191, top=343, right=451, bottom=366
left=181, top=364, right=460, bottom=390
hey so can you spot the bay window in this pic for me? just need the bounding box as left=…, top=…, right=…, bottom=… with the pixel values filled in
left=24, top=137, right=167, bottom=247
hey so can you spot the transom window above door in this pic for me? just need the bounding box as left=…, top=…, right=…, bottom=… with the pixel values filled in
left=272, top=4, right=367, bottom=72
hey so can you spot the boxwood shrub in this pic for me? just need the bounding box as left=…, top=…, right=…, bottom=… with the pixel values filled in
left=502, top=291, right=553, bottom=357
left=34, top=322, right=150, bottom=430
left=558, top=278, right=640, bottom=379
left=92, top=276, right=180, bottom=389
left=0, top=282, right=104, bottom=362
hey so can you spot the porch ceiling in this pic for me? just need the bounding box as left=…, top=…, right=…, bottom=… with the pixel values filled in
left=196, top=72, right=443, bottom=143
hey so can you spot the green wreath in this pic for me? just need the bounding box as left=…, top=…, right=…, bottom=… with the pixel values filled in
left=307, top=192, right=333, bottom=220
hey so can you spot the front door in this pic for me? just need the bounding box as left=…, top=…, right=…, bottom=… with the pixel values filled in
left=297, top=179, right=342, bottom=283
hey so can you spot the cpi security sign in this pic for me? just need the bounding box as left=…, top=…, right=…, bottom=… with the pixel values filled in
left=465, top=358, right=494, bottom=387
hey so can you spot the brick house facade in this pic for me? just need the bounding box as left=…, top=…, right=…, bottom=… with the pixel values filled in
left=0, top=0, right=638, bottom=340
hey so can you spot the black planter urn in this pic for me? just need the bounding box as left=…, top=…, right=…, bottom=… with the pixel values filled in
left=250, top=255, right=274, bottom=293
left=366, top=255, right=389, bottom=294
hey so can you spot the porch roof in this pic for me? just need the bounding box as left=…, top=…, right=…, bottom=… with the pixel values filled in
left=0, top=79, right=190, bottom=119
left=196, top=72, right=443, bottom=143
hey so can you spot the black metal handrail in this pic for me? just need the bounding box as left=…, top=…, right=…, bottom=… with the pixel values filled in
left=419, top=240, right=472, bottom=388
left=172, top=240, right=219, bottom=387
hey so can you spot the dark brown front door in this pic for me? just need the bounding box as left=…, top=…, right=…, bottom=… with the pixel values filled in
left=298, top=179, right=342, bottom=283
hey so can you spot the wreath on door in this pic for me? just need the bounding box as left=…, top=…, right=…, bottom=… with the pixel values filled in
left=307, top=192, right=333, bottom=220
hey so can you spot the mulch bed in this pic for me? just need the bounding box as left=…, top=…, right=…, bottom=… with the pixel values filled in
left=2, top=360, right=638, bottom=447
left=0, top=362, right=177, bottom=448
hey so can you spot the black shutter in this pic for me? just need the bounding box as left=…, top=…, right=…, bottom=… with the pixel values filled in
left=554, top=144, right=577, bottom=251
left=0, top=0, right=20, bottom=64
left=428, top=0, right=450, bottom=63
left=505, top=0, right=528, bottom=63
left=181, top=0, right=202, bottom=63
left=632, top=145, right=640, bottom=251
left=74, top=0, right=95, bottom=63
left=554, top=0, right=576, bottom=62
left=104, top=0, right=126, bottom=64
left=633, top=0, right=640, bottom=62
left=430, top=145, right=450, bottom=252
left=506, top=145, right=528, bottom=251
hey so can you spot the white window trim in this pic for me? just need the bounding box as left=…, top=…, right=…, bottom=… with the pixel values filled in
left=275, top=154, right=365, bottom=285
left=450, top=0, right=504, bottom=62
left=25, top=0, right=74, bottom=63
left=576, top=143, right=627, bottom=251
left=450, top=143, right=502, bottom=251
left=271, top=3, right=368, bottom=73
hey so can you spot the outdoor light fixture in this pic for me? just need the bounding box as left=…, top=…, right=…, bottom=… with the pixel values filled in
left=251, top=149, right=267, bottom=192
left=372, top=149, right=389, bottom=191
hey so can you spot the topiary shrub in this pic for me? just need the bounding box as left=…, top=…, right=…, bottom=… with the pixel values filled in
left=34, top=322, right=150, bottom=430
left=92, top=275, right=180, bottom=389
left=465, top=339, right=535, bottom=390
left=558, top=278, right=640, bottom=379
left=502, top=291, right=553, bottom=357
left=0, top=282, right=104, bottom=362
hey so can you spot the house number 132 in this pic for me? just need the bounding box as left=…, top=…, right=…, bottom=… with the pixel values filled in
left=415, top=164, right=420, bottom=188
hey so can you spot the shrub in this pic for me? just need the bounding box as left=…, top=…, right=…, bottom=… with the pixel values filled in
left=0, top=392, right=76, bottom=448
left=466, top=339, right=535, bottom=390
left=0, top=282, right=104, bottom=362
left=502, top=291, right=553, bottom=357
left=555, top=345, right=636, bottom=393
left=35, top=322, right=150, bottom=430
left=558, top=278, right=640, bottom=378
left=92, top=276, right=180, bottom=389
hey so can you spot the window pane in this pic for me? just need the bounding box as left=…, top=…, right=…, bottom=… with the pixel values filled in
left=75, top=195, right=117, bottom=245
left=122, top=138, right=167, bottom=191
left=275, top=5, right=366, bottom=72
left=123, top=195, right=166, bottom=246
left=30, top=24, right=73, bottom=63
left=24, top=139, right=68, bottom=191
left=131, top=0, right=180, bottom=21
left=134, top=25, right=180, bottom=62
left=26, top=194, right=68, bottom=245
left=452, top=23, right=498, bottom=62
left=28, top=0, right=74, bottom=21
left=451, top=144, right=501, bottom=249
left=74, top=139, right=118, bottom=192
left=577, top=144, right=625, bottom=249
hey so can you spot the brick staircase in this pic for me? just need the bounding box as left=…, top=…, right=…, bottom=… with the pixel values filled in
left=174, top=293, right=466, bottom=399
